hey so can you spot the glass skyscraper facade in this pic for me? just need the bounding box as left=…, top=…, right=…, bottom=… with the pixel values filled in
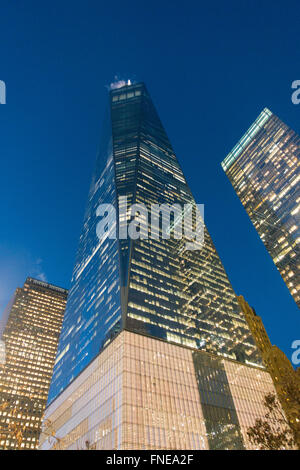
left=39, top=83, right=286, bottom=450
left=222, top=108, right=300, bottom=308
left=48, top=82, right=262, bottom=405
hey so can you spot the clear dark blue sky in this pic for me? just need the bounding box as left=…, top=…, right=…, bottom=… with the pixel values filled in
left=0, top=1, right=299, bottom=360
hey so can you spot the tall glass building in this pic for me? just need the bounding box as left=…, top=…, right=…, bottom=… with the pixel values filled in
left=222, top=109, right=300, bottom=308
left=41, top=83, right=279, bottom=450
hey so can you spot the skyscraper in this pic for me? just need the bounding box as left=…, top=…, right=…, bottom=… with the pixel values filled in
left=222, top=109, right=300, bottom=307
left=0, top=278, right=67, bottom=450
left=40, top=83, right=279, bottom=450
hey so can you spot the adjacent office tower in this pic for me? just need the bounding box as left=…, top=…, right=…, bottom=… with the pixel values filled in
left=0, top=278, right=67, bottom=449
left=238, top=295, right=300, bottom=446
left=40, top=83, right=278, bottom=450
left=222, top=109, right=300, bottom=307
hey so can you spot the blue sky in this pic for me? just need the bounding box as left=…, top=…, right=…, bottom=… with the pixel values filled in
left=0, top=0, right=299, bottom=360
